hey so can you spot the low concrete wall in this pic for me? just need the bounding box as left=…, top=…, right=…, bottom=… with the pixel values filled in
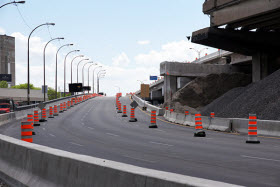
left=0, top=113, right=16, bottom=127
left=132, top=95, right=165, bottom=116
left=164, top=111, right=280, bottom=137
left=0, top=134, right=241, bottom=187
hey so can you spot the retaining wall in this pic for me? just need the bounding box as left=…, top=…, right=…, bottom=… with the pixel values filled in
left=164, top=111, right=280, bottom=137
left=0, top=134, right=241, bottom=187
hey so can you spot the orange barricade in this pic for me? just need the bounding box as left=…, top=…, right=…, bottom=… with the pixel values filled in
left=210, top=112, right=215, bottom=118
left=194, top=113, right=206, bottom=137
left=59, top=103, right=64, bottom=113
left=185, top=110, right=189, bottom=116
left=34, top=110, right=40, bottom=126
left=21, top=120, right=33, bottom=143
left=129, top=107, right=137, bottom=122
left=122, top=105, right=127, bottom=117
left=246, top=114, right=260, bottom=144
left=149, top=110, right=158, bottom=128
left=49, top=106, right=54, bottom=118
left=54, top=105, right=58, bottom=116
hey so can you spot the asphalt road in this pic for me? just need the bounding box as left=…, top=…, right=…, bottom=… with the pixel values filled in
left=1, top=96, right=280, bottom=187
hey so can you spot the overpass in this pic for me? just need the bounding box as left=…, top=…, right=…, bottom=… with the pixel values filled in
left=192, top=0, right=280, bottom=82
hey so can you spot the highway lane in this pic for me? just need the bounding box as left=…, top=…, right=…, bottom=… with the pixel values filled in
left=1, top=96, right=280, bottom=187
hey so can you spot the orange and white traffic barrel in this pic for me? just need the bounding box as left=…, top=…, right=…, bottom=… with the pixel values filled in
left=33, top=110, right=40, bottom=126
left=122, top=105, right=128, bottom=117
left=149, top=110, right=158, bottom=128
left=185, top=110, right=189, bottom=116
left=170, top=109, right=174, bottom=112
left=27, top=113, right=35, bottom=135
left=63, top=102, right=67, bottom=111
left=59, top=103, right=64, bottom=113
left=194, top=113, right=206, bottom=137
left=67, top=101, right=71, bottom=109
left=40, top=108, right=47, bottom=122
left=246, top=114, right=260, bottom=144
left=71, top=99, right=74, bottom=107
left=53, top=105, right=59, bottom=116
left=21, top=120, right=33, bottom=143
left=117, top=102, right=122, bottom=113
left=165, top=107, right=168, bottom=111
left=48, top=106, right=54, bottom=118
left=210, top=112, right=215, bottom=118
left=129, top=107, right=137, bottom=122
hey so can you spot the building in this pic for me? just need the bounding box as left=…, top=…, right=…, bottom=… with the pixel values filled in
left=0, top=35, right=15, bottom=86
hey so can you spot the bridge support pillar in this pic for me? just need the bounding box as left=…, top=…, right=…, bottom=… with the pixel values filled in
left=252, top=53, right=268, bottom=82
left=164, top=75, right=177, bottom=103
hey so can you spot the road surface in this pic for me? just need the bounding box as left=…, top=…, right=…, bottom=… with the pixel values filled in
left=1, top=96, right=280, bottom=187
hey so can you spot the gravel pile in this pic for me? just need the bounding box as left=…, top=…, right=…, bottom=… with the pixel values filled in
left=0, top=179, right=9, bottom=187
left=201, top=68, right=280, bottom=120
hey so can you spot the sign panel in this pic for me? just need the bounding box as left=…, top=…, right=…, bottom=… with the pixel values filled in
left=140, top=84, right=149, bottom=98
left=42, top=85, right=48, bottom=93
left=69, top=83, right=83, bottom=92
left=83, top=86, right=91, bottom=91
left=0, top=74, right=12, bottom=82
left=150, top=76, right=158, bottom=81
left=38, top=102, right=46, bottom=110
left=130, top=100, right=138, bottom=108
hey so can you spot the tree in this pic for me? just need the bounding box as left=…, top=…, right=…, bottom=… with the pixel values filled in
left=11, top=83, right=40, bottom=90
left=0, top=81, right=8, bottom=88
left=47, top=87, right=61, bottom=100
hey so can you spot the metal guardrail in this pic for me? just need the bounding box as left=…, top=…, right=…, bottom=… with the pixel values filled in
left=14, top=94, right=86, bottom=111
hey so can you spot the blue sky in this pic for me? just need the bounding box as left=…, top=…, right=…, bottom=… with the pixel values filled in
left=0, top=0, right=213, bottom=95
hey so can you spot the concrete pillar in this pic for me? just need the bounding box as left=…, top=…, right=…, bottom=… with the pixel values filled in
left=164, top=75, right=177, bottom=102
left=252, top=53, right=268, bottom=82
left=177, top=77, right=192, bottom=89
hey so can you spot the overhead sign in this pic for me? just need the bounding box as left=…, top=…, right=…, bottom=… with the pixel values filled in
left=150, top=76, right=158, bottom=80
left=0, top=74, right=12, bottom=82
left=38, top=102, right=46, bottom=110
left=69, top=83, right=83, bottom=92
left=130, top=100, right=138, bottom=108
left=140, top=84, right=149, bottom=98
left=42, top=85, right=48, bottom=93
left=83, top=86, right=91, bottom=91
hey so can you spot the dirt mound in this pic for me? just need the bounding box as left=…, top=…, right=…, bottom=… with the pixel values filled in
left=170, top=73, right=251, bottom=112
left=201, top=68, right=280, bottom=120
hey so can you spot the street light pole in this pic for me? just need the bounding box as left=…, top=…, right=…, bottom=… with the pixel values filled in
left=87, top=63, right=98, bottom=91
left=0, top=1, right=25, bottom=9
left=97, top=73, right=106, bottom=94
left=71, top=55, right=84, bottom=84
left=77, top=59, right=89, bottom=83
left=64, top=50, right=79, bottom=97
left=97, top=70, right=106, bottom=94
left=82, top=61, right=93, bottom=86
left=55, top=43, right=73, bottom=99
left=92, top=66, right=102, bottom=93
left=43, top=37, right=64, bottom=102
left=189, top=47, right=208, bottom=59
left=27, top=22, right=55, bottom=105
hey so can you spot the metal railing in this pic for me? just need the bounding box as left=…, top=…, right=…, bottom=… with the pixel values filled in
left=15, top=94, right=86, bottom=111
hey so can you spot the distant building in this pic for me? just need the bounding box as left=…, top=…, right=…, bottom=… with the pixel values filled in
left=0, top=35, right=15, bottom=86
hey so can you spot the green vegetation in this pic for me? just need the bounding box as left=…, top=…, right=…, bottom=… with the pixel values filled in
left=0, top=81, right=8, bottom=88
left=11, top=83, right=40, bottom=90
left=47, top=87, right=61, bottom=100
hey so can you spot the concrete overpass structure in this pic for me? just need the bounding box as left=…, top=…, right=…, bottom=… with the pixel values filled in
left=192, top=0, right=280, bottom=82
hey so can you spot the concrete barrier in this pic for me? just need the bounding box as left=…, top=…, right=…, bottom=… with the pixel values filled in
left=0, top=113, right=15, bottom=127
left=132, top=95, right=165, bottom=116
left=164, top=112, right=280, bottom=137
left=0, top=134, right=241, bottom=187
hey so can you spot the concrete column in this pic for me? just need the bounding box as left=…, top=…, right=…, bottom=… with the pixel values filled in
left=252, top=53, right=268, bottom=82
left=164, top=75, right=177, bottom=102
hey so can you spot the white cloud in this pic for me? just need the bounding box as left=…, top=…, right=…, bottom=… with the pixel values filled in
left=0, top=27, right=5, bottom=35
left=137, top=40, right=150, bottom=45
left=112, top=52, right=130, bottom=67
left=134, top=40, right=211, bottom=66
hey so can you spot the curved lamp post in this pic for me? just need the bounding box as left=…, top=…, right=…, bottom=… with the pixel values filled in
left=97, top=70, right=106, bottom=94
left=82, top=61, right=93, bottom=86
left=64, top=50, right=80, bottom=97
left=77, top=58, right=89, bottom=83
left=43, top=37, right=64, bottom=101
left=0, top=1, right=25, bottom=9
left=87, top=63, right=98, bottom=90
left=27, top=22, right=55, bottom=104
left=92, top=66, right=102, bottom=93
left=55, top=43, right=73, bottom=98
left=70, top=55, right=84, bottom=84
left=189, top=47, right=208, bottom=59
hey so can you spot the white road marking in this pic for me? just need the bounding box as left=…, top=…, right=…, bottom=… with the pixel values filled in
left=87, top=127, right=95, bottom=130
left=241, top=155, right=280, bottom=162
left=150, top=141, right=174, bottom=147
left=122, top=155, right=156, bottom=163
left=155, top=129, right=165, bottom=132
left=106, top=133, right=119, bottom=137
left=49, top=133, right=55, bottom=137
left=70, top=142, right=84, bottom=147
